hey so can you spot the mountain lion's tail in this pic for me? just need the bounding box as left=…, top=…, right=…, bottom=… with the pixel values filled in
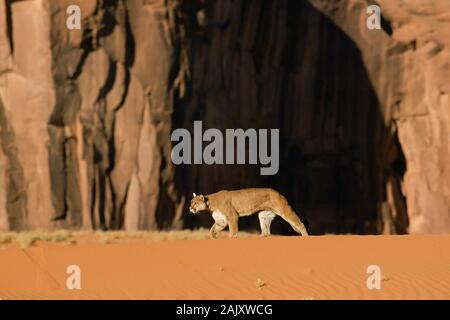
left=273, top=193, right=309, bottom=236
left=281, top=208, right=309, bottom=236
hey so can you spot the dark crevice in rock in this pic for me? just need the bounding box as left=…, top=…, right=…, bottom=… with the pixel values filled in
left=49, top=81, right=81, bottom=127
left=70, top=48, right=91, bottom=80
left=379, top=124, right=408, bottom=234
left=155, top=151, right=176, bottom=229
left=387, top=40, right=417, bottom=56
left=96, top=59, right=116, bottom=104
left=371, top=1, right=393, bottom=36
left=97, top=167, right=107, bottom=230
left=391, top=135, right=408, bottom=233
left=123, top=2, right=135, bottom=68
left=48, top=126, right=67, bottom=220
left=106, top=174, right=118, bottom=229
left=5, top=0, right=13, bottom=55
left=380, top=13, right=393, bottom=36
left=64, top=136, right=83, bottom=227
left=89, top=169, right=97, bottom=229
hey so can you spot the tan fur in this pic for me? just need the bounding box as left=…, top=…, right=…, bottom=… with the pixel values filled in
left=189, top=188, right=309, bottom=238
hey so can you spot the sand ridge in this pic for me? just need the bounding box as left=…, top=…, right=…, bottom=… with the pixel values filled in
left=1, top=235, right=450, bottom=299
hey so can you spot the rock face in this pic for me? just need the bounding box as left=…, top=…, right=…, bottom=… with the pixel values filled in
left=308, top=0, right=450, bottom=233
left=0, top=0, right=186, bottom=231
left=0, top=0, right=448, bottom=234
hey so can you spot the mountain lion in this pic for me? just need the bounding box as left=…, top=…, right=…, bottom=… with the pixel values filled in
left=189, top=188, right=309, bottom=238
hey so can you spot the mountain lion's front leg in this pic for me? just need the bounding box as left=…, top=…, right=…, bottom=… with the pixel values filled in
left=210, top=222, right=226, bottom=239
left=211, top=210, right=228, bottom=239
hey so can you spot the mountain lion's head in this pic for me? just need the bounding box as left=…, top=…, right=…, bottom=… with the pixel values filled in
left=189, top=193, right=209, bottom=214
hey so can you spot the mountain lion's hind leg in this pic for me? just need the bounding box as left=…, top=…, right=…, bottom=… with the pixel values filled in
left=259, top=211, right=276, bottom=236
left=228, top=214, right=239, bottom=238
left=219, top=204, right=239, bottom=238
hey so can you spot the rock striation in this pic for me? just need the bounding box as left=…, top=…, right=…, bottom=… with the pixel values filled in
left=0, top=0, right=449, bottom=234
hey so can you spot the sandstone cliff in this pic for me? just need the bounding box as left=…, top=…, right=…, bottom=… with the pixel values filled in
left=0, top=0, right=186, bottom=231
left=308, top=0, right=450, bottom=233
left=0, top=0, right=449, bottom=234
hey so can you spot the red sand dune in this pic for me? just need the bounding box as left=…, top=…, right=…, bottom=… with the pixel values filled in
left=1, top=235, right=450, bottom=300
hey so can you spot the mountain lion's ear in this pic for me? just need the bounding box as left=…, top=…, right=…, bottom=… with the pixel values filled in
left=192, top=193, right=197, bottom=197
left=199, top=194, right=205, bottom=200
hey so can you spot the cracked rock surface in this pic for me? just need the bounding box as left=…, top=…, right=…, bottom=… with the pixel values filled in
left=0, top=0, right=449, bottom=234
left=0, top=0, right=186, bottom=231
